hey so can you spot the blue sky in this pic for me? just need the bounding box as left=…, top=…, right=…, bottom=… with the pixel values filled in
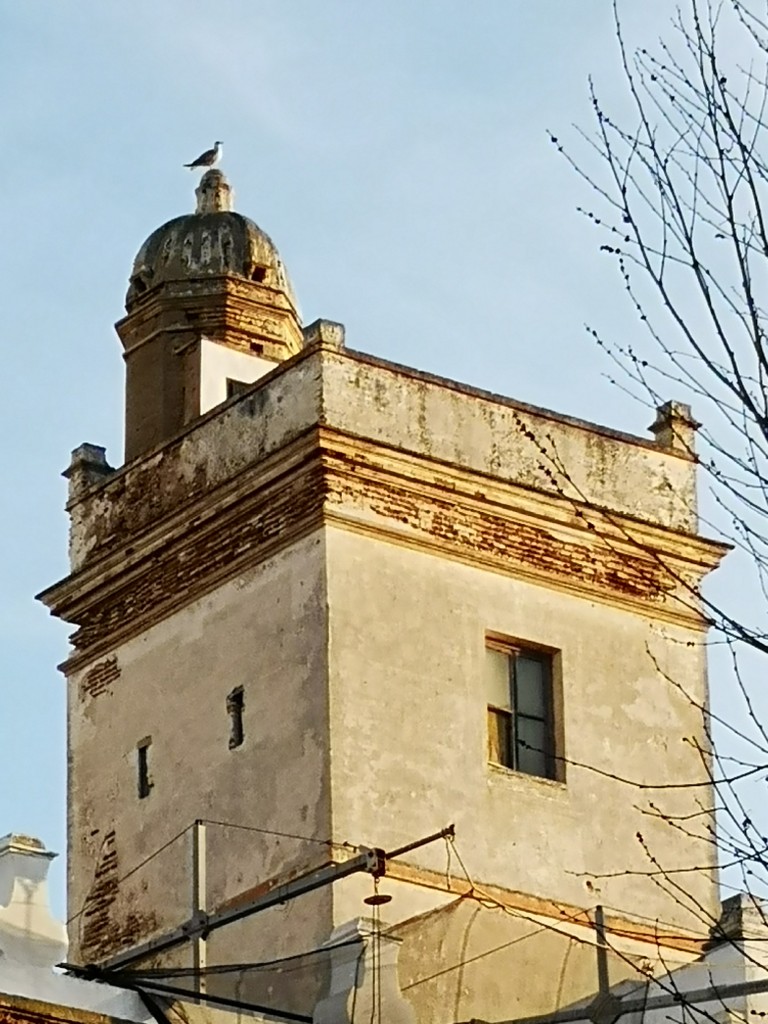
left=1, top=1, right=740, bottom=918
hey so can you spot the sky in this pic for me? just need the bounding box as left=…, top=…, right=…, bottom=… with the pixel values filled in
left=0, top=1, right=750, bottom=920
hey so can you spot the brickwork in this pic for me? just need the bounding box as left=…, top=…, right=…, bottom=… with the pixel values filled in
left=79, top=658, right=120, bottom=702
left=326, top=460, right=669, bottom=602
left=44, top=428, right=719, bottom=673
left=70, top=460, right=326, bottom=655
left=79, top=832, right=118, bottom=961
left=79, top=831, right=158, bottom=964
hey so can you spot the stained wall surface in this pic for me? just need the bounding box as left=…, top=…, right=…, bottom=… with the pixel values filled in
left=66, top=532, right=332, bottom=968
left=47, top=341, right=725, bottom=1020
left=324, top=526, right=717, bottom=939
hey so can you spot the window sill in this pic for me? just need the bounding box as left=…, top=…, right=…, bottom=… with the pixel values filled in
left=487, top=761, right=567, bottom=792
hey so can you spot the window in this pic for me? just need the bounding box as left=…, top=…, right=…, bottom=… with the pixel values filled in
left=486, top=641, right=557, bottom=780
left=137, top=737, right=153, bottom=799
left=227, top=686, right=244, bottom=749
left=226, top=377, right=251, bottom=400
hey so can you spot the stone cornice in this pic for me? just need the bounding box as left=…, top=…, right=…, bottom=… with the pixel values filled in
left=322, top=428, right=723, bottom=569
left=41, top=427, right=727, bottom=674
left=0, top=993, right=133, bottom=1024
left=320, top=429, right=726, bottom=628
left=41, top=432, right=326, bottom=672
left=60, top=343, right=707, bottom=555
left=115, top=277, right=303, bottom=370
left=115, top=274, right=302, bottom=346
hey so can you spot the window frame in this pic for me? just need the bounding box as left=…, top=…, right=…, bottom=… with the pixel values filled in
left=485, top=636, right=562, bottom=782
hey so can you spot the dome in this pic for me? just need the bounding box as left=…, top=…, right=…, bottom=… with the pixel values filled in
left=125, top=169, right=297, bottom=311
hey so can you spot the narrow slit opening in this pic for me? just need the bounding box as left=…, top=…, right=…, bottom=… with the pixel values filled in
left=137, top=737, right=152, bottom=798
left=227, top=687, right=244, bottom=749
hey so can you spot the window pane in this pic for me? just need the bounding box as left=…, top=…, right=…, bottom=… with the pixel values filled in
left=517, top=743, right=549, bottom=778
left=516, top=716, right=548, bottom=776
left=488, top=707, right=511, bottom=766
left=515, top=655, right=547, bottom=718
left=486, top=648, right=512, bottom=710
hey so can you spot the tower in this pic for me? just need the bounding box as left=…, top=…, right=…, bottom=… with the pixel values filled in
left=40, top=171, right=728, bottom=1022
left=120, top=168, right=303, bottom=461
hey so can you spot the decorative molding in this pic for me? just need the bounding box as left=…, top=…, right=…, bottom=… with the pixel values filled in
left=0, top=997, right=125, bottom=1024
left=42, top=428, right=725, bottom=673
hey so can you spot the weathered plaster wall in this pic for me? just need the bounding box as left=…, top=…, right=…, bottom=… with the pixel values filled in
left=64, top=343, right=702, bottom=575
left=66, top=532, right=332, bottom=967
left=65, top=350, right=324, bottom=573
left=324, top=526, right=717, bottom=936
left=321, top=349, right=698, bottom=532
left=46, top=339, right=724, bottom=1016
left=391, top=897, right=697, bottom=1024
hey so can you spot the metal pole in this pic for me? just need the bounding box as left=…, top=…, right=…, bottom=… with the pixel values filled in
left=92, top=824, right=454, bottom=973
left=97, top=847, right=383, bottom=971
left=192, top=820, right=207, bottom=995
left=385, top=824, right=455, bottom=862
left=594, top=905, right=609, bottom=996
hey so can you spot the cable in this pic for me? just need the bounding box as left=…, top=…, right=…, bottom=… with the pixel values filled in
left=67, top=823, right=194, bottom=926
left=128, top=936, right=364, bottom=979
left=199, top=817, right=357, bottom=850
left=67, top=817, right=357, bottom=926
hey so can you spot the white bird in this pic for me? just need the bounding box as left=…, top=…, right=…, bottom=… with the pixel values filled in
left=184, top=141, right=223, bottom=170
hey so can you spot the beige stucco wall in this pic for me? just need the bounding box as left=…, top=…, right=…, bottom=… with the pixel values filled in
left=324, top=526, right=717, bottom=936
left=66, top=531, right=332, bottom=968
left=392, top=896, right=697, bottom=1024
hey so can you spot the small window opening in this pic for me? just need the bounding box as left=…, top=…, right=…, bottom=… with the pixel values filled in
left=227, top=687, right=245, bottom=749
left=226, top=377, right=251, bottom=399
left=137, top=737, right=153, bottom=799
left=485, top=642, right=558, bottom=780
left=249, top=341, right=264, bottom=355
left=250, top=265, right=267, bottom=283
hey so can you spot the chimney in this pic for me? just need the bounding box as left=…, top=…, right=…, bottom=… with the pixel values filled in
left=0, top=834, right=67, bottom=966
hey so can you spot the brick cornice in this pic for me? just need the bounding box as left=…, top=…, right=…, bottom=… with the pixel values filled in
left=41, top=428, right=726, bottom=673
left=0, top=994, right=132, bottom=1024
left=320, top=429, right=725, bottom=623
left=43, top=434, right=326, bottom=672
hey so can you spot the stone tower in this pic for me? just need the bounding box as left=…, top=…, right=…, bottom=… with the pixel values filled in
left=120, top=169, right=303, bottom=461
left=40, top=171, right=728, bottom=1022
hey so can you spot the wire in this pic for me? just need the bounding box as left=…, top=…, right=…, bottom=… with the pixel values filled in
left=199, top=818, right=357, bottom=850
left=66, top=823, right=194, bottom=925
left=423, top=837, right=756, bottom=1024
left=128, top=936, right=364, bottom=979
left=67, top=816, right=354, bottom=927
left=444, top=836, right=693, bottom=961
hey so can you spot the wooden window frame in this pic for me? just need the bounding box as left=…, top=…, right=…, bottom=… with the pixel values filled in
left=486, top=638, right=560, bottom=781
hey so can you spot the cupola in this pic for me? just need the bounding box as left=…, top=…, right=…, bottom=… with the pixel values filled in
left=116, top=169, right=304, bottom=462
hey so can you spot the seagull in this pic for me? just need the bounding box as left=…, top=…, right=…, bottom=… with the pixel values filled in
left=184, top=141, right=223, bottom=170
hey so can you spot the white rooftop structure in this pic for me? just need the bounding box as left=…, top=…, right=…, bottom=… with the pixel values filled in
left=0, top=833, right=150, bottom=1021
